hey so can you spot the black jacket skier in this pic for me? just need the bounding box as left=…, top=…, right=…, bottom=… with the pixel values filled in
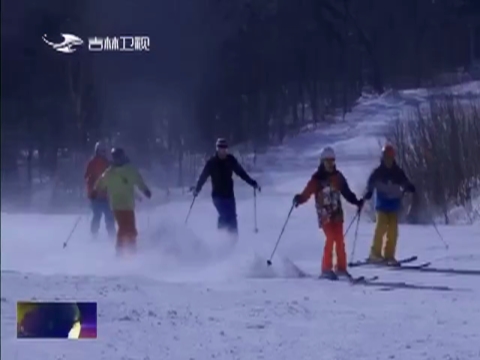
left=193, top=138, right=259, bottom=233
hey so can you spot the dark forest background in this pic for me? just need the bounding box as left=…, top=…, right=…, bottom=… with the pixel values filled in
left=2, top=0, right=480, bottom=212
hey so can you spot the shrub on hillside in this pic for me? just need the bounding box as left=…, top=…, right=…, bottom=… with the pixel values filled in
left=386, top=94, right=480, bottom=224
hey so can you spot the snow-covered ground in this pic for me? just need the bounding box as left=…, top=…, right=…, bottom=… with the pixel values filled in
left=2, top=83, right=480, bottom=360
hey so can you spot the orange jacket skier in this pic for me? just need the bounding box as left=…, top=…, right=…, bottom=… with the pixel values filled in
left=293, top=146, right=363, bottom=280
left=84, top=141, right=115, bottom=237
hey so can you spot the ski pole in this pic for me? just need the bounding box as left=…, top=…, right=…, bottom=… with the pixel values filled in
left=253, top=188, right=259, bottom=233
left=349, top=209, right=362, bottom=261
left=431, top=220, right=449, bottom=250
left=63, top=215, right=82, bottom=249
left=343, top=211, right=359, bottom=237
left=267, top=203, right=294, bottom=266
left=185, top=195, right=197, bottom=224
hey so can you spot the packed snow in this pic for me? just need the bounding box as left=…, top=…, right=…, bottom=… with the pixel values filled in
left=2, top=83, right=480, bottom=360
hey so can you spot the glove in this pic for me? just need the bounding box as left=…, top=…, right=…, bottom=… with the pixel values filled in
left=405, top=183, right=416, bottom=193
left=192, top=187, right=199, bottom=197
left=144, top=188, right=152, bottom=199
left=293, top=194, right=302, bottom=207
left=356, top=198, right=364, bottom=212
left=89, top=190, right=97, bottom=200
left=252, top=180, right=261, bottom=191
left=189, top=185, right=199, bottom=197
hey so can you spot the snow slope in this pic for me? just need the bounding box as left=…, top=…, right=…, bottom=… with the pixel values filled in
left=2, top=83, right=480, bottom=360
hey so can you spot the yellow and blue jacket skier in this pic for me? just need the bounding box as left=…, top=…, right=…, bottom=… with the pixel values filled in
left=93, top=147, right=151, bottom=252
left=363, top=144, right=415, bottom=264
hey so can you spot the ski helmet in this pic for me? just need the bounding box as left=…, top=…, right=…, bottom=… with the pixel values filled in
left=216, top=138, right=228, bottom=149
left=382, top=144, right=395, bottom=158
left=320, top=146, right=336, bottom=160
left=111, top=147, right=128, bottom=165
left=94, top=141, right=106, bottom=155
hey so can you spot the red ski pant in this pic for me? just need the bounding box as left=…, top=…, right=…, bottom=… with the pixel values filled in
left=321, top=221, right=347, bottom=272
left=113, top=210, right=138, bottom=248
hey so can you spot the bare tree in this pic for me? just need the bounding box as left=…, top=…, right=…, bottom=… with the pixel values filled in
left=387, top=94, right=480, bottom=224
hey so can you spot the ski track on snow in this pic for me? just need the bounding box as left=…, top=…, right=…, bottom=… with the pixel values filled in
left=2, top=82, right=480, bottom=360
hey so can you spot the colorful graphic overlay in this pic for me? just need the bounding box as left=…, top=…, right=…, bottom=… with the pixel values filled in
left=17, top=301, right=97, bottom=339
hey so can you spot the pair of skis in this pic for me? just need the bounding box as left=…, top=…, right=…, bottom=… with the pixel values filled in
left=348, top=255, right=430, bottom=270
left=352, top=256, right=480, bottom=276
left=318, top=273, right=379, bottom=284
left=343, top=275, right=379, bottom=284
left=318, top=256, right=425, bottom=285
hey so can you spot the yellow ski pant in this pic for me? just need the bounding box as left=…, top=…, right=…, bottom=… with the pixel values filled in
left=370, top=211, right=399, bottom=259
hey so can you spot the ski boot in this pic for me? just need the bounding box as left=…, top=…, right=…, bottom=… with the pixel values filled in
left=335, top=269, right=352, bottom=279
left=367, top=253, right=385, bottom=264
left=116, top=238, right=137, bottom=256
left=319, top=270, right=338, bottom=281
left=384, top=258, right=401, bottom=267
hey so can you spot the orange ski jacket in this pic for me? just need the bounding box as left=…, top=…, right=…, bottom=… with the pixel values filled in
left=84, top=155, right=110, bottom=199
left=297, top=165, right=359, bottom=226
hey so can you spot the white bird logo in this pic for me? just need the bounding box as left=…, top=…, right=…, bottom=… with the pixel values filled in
left=42, top=33, right=84, bottom=53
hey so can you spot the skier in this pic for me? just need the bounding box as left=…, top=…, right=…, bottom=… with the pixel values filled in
left=93, top=147, right=152, bottom=253
left=84, top=141, right=115, bottom=238
left=193, top=138, right=260, bottom=236
left=292, top=146, right=363, bottom=280
left=363, top=144, right=416, bottom=265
